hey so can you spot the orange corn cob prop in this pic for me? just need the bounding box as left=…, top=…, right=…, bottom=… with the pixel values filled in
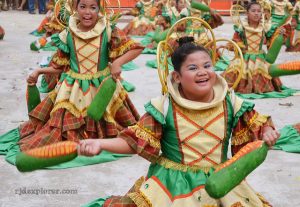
left=278, top=61, right=300, bottom=71
left=206, top=141, right=268, bottom=198
left=16, top=141, right=78, bottom=172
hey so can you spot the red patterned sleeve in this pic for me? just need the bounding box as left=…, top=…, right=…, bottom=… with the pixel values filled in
left=232, top=31, right=246, bottom=51
left=231, top=110, right=274, bottom=155
left=119, top=113, right=162, bottom=163
left=109, top=27, right=144, bottom=62
left=48, top=49, right=70, bottom=72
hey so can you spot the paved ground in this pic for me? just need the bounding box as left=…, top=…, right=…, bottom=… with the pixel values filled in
left=0, top=11, right=300, bottom=207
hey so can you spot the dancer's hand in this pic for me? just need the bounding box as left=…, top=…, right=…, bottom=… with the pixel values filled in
left=110, top=62, right=122, bottom=81
left=262, top=127, right=280, bottom=147
left=27, top=69, right=41, bottom=86
left=279, top=27, right=286, bottom=35
left=78, top=139, right=102, bottom=156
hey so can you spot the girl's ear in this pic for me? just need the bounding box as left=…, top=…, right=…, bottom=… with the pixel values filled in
left=172, top=71, right=181, bottom=84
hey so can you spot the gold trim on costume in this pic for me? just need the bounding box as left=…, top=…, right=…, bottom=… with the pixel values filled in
left=109, top=40, right=136, bottom=58
left=52, top=55, right=70, bottom=66
left=46, top=21, right=64, bottom=31
left=48, top=90, right=57, bottom=102
left=232, top=114, right=269, bottom=145
left=128, top=125, right=161, bottom=149
left=51, top=100, right=87, bottom=118
left=128, top=176, right=151, bottom=207
left=66, top=67, right=110, bottom=80
left=128, top=191, right=152, bottom=207
left=156, top=156, right=218, bottom=173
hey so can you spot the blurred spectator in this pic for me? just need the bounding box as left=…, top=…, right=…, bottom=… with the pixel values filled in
left=28, top=0, right=46, bottom=14
left=17, top=0, right=26, bottom=10
left=0, top=0, right=9, bottom=11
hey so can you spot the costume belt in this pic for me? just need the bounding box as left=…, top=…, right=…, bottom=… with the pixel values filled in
left=156, top=156, right=220, bottom=173
left=66, top=67, right=110, bottom=80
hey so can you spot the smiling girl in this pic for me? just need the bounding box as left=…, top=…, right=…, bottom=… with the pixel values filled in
left=0, top=0, right=143, bottom=160
left=79, top=37, right=279, bottom=207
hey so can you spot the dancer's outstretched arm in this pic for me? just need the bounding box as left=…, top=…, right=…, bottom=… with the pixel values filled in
left=78, top=138, right=136, bottom=157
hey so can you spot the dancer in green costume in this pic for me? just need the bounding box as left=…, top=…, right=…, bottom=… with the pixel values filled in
left=79, top=37, right=279, bottom=207
left=0, top=0, right=144, bottom=169
left=222, top=2, right=300, bottom=98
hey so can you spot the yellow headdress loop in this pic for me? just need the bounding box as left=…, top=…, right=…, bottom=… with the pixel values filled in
left=230, top=0, right=246, bottom=26
left=207, top=38, right=244, bottom=90
left=100, top=0, right=122, bottom=25
left=54, top=0, right=75, bottom=28
left=157, top=17, right=244, bottom=93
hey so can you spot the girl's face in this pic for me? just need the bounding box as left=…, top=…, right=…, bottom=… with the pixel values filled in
left=77, top=0, right=99, bottom=31
left=177, top=0, right=186, bottom=12
left=247, top=4, right=262, bottom=24
left=172, top=51, right=216, bottom=103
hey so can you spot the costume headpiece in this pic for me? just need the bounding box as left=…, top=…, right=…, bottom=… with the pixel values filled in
left=54, top=0, right=121, bottom=28
left=156, top=17, right=244, bottom=94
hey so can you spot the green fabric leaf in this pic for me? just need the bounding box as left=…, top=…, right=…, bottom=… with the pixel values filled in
left=236, top=86, right=299, bottom=99
left=274, top=125, right=300, bottom=153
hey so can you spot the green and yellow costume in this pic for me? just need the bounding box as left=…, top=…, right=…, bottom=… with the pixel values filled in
left=222, top=19, right=283, bottom=94
left=123, top=0, right=158, bottom=36
left=289, top=0, right=300, bottom=51
left=0, top=15, right=142, bottom=168
left=270, top=0, right=294, bottom=49
left=222, top=18, right=300, bottom=97
left=84, top=75, right=273, bottom=207
left=270, top=0, right=293, bottom=26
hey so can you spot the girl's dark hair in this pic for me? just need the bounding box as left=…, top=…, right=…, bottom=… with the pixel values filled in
left=77, top=0, right=100, bottom=8
left=171, top=36, right=210, bottom=72
left=246, top=1, right=261, bottom=11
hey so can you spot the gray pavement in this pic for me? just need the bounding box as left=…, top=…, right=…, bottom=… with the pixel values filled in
left=0, top=11, right=300, bottom=207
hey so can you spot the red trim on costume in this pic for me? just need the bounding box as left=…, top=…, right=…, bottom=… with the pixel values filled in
left=151, top=176, right=205, bottom=202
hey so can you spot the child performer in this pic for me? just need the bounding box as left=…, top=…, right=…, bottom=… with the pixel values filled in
left=79, top=37, right=279, bottom=207
left=180, top=0, right=224, bottom=29
left=270, top=0, right=294, bottom=50
left=222, top=1, right=300, bottom=95
left=122, top=0, right=157, bottom=36
left=0, top=0, right=143, bottom=156
left=288, top=0, right=300, bottom=51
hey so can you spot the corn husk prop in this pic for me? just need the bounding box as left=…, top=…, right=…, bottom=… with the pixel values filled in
left=269, top=62, right=300, bottom=77
left=190, top=0, right=210, bottom=12
left=16, top=141, right=78, bottom=172
left=87, top=77, right=116, bottom=121
left=26, top=85, right=41, bottom=113
left=205, top=141, right=269, bottom=199
left=266, top=33, right=284, bottom=64
left=266, top=15, right=292, bottom=63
